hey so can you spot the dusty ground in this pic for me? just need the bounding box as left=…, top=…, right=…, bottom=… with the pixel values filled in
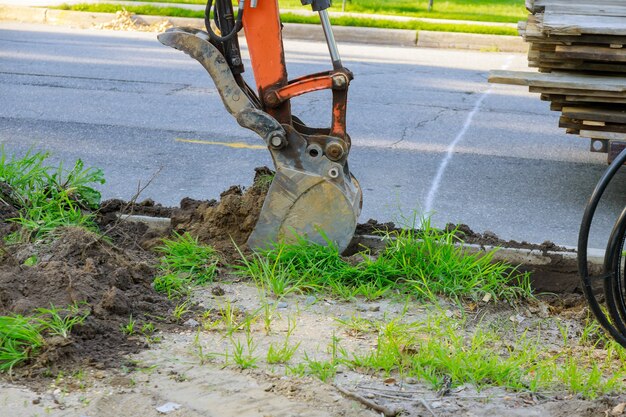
left=1, top=283, right=622, bottom=417
left=0, top=173, right=624, bottom=417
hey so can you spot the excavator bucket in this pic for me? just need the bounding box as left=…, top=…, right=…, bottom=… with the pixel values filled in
left=158, top=28, right=361, bottom=253
left=247, top=126, right=362, bottom=252
left=251, top=170, right=360, bottom=251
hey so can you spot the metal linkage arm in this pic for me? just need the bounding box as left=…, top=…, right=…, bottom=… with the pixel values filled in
left=158, top=27, right=286, bottom=148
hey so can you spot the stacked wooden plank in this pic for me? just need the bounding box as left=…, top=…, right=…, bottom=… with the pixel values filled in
left=489, top=0, right=626, bottom=161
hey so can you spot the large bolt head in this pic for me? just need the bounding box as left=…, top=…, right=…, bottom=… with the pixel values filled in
left=268, top=132, right=286, bottom=149
left=264, top=92, right=280, bottom=107
left=332, top=74, right=348, bottom=89
left=325, top=143, right=345, bottom=160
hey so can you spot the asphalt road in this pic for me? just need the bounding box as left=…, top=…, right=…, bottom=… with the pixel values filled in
left=1, top=22, right=625, bottom=249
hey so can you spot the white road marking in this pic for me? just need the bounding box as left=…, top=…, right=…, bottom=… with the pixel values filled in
left=423, top=55, right=515, bottom=214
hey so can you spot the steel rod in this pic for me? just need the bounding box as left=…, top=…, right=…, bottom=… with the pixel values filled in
left=318, top=9, right=342, bottom=69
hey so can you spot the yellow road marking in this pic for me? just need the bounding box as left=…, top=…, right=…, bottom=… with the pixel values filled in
left=176, top=138, right=265, bottom=150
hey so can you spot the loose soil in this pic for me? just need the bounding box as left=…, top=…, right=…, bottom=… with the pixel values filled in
left=356, top=219, right=567, bottom=253
left=0, top=171, right=619, bottom=417
left=170, top=167, right=272, bottom=261
left=0, top=227, right=173, bottom=378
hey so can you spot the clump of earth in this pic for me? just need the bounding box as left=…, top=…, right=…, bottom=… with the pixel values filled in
left=0, top=226, right=171, bottom=376
left=170, top=167, right=272, bottom=260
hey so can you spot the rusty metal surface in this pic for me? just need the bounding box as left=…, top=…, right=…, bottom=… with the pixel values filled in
left=264, top=69, right=350, bottom=108
left=609, top=140, right=626, bottom=162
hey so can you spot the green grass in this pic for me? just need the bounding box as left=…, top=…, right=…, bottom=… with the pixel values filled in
left=229, top=330, right=259, bottom=369
left=295, top=0, right=524, bottom=23
left=121, top=315, right=137, bottom=336
left=236, top=220, right=532, bottom=302
left=341, top=309, right=626, bottom=398
left=35, top=303, right=89, bottom=339
left=0, top=150, right=104, bottom=241
left=57, top=3, right=203, bottom=17
left=253, top=171, right=274, bottom=192
left=55, top=3, right=518, bottom=36
left=152, top=232, right=220, bottom=298
left=267, top=339, right=300, bottom=364
left=303, top=354, right=337, bottom=382
left=0, top=305, right=89, bottom=373
left=282, top=12, right=518, bottom=36
left=0, top=315, right=45, bottom=373
left=267, top=317, right=300, bottom=364
left=106, top=0, right=526, bottom=24
left=380, top=221, right=532, bottom=301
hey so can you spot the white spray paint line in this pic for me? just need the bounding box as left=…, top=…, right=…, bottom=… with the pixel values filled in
left=423, top=55, right=515, bottom=213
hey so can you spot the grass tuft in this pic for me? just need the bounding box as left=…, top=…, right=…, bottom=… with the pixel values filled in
left=381, top=219, right=532, bottom=301
left=236, top=218, right=531, bottom=302
left=153, top=232, right=220, bottom=298
left=35, top=303, right=89, bottom=339
left=0, top=304, right=90, bottom=373
left=0, top=150, right=104, bottom=242
left=0, top=315, right=45, bottom=373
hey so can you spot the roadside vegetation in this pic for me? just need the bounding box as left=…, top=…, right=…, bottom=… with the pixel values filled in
left=0, top=304, right=89, bottom=373
left=106, top=0, right=526, bottom=23
left=55, top=3, right=519, bottom=36
left=157, top=223, right=622, bottom=400
left=235, top=221, right=531, bottom=302
left=0, top=150, right=104, bottom=242
left=341, top=309, right=625, bottom=398
left=0, top=151, right=102, bottom=373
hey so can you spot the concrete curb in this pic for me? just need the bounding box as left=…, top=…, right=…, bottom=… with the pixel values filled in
left=118, top=214, right=171, bottom=234
left=352, top=234, right=602, bottom=267
left=0, top=4, right=47, bottom=23
left=118, top=214, right=593, bottom=292
left=119, top=213, right=601, bottom=269
left=0, top=4, right=527, bottom=52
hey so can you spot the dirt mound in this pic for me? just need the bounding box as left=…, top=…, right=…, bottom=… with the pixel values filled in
left=0, top=167, right=269, bottom=378
left=99, top=198, right=173, bottom=218
left=171, top=167, right=272, bottom=259
left=355, top=219, right=398, bottom=235
left=356, top=219, right=567, bottom=253
left=447, top=223, right=567, bottom=252
left=97, top=199, right=173, bottom=251
left=0, top=227, right=173, bottom=375
left=94, top=10, right=173, bottom=32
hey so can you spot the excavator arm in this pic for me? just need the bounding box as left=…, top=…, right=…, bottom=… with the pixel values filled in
left=158, top=0, right=362, bottom=252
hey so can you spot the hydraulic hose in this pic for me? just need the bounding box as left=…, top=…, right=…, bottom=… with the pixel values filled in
left=204, top=0, right=244, bottom=43
left=579, top=147, right=626, bottom=347
left=604, top=205, right=626, bottom=335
